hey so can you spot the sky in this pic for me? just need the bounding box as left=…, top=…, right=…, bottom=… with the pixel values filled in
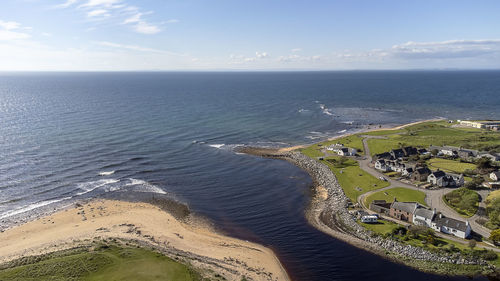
left=1, top=0, right=500, bottom=71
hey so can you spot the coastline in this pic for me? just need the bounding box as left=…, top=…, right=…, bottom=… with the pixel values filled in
left=0, top=199, right=290, bottom=281
left=239, top=118, right=497, bottom=277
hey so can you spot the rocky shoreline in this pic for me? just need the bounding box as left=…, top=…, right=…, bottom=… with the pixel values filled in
left=239, top=146, right=495, bottom=275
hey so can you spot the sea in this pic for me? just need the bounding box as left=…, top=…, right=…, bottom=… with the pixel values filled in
left=1, top=71, right=500, bottom=280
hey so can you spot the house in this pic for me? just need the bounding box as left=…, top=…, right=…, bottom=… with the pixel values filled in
left=361, top=215, right=378, bottom=223
left=390, top=148, right=405, bottom=159
left=458, top=149, right=478, bottom=160
left=431, top=214, right=471, bottom=239
left=374, top=152, right=394, bottom=161
left=477, top=152, right=500, bottom=162
left=427, top=170, right=447, bottom=186
left=331, top=147, right=357, bottom=156
left=411, top=167, right=431, bottom=182
left=402, top=146, right=419, bottom=157
left=413, top=207, right=436, bottom=227
left=369, top=200, right=392, bottom=215
left=483, top=182, right=500, bottom=189
left=375, top=159, right=389, bottom=172
left=447, top=173, right=465, bottom=187
left=402, top=167, right=414, bottom=177
left=389, top=201, right=419, bottom=222
left=491, top=171, right=500, bottom=181
left=460, top=120, right=500, bottom=130
left=441, top=146, right=458, bottom=157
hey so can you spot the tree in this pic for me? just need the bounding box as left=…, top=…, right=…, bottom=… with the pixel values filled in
left=468, top=239, right=477, bottom=250
left=477, top=157, right=493, bottom=171
left=431, top=149, right=439, bottom=156
left=489, top=229, right=500, bottom=245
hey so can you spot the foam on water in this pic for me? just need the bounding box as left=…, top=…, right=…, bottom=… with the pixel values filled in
left=0, top=197, right=71, bottom=220
left=208, top=144, right=225, bottom=149
left=99, top=170, right=115, bottom=176
left=125, top=178, right=167, bottom=194
left=75, top=179, right=120, bottom=196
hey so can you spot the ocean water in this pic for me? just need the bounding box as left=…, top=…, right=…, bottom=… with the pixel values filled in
left=1, top=71, right=500, bottom=280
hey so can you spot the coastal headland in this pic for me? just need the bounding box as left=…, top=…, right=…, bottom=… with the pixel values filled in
left=0, top=198, right=290, bottom=281
left=239, top=119, right=500, bottom=278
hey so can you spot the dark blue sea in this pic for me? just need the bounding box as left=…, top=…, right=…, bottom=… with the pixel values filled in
left=1, top=71, right=499, bottom=280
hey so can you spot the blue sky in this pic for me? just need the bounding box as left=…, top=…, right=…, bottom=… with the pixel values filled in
left=1, top=0, right=500, bottom=70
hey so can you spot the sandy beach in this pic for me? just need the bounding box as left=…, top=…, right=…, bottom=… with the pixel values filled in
left=0, top=199, right=289, bottom=281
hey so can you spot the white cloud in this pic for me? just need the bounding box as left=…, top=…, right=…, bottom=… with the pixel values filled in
left=291, top=48, right=302, bottom=52
left=390, top=39, right=500, bottom=59
left=0, top=30, right=31, bottom=41
left=132, top=21, right=160, bottom=34
left=0, top=20, right=31, bottom=41
left=79, top=0, right=122, bottom=8
left=96, top=41, right=182, bottom=56
left=255, top=51, right=269, bottom=59
left=53, top=0, right=79, bottom=9
left=87, top=9, right=109, bottom=17
left=165, top=19, right=179, bottom=24
left=0, top=20, right=21, bottom=30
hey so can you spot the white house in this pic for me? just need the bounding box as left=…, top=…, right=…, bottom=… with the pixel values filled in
left=361, top=215, right=378, bottom=223
left=375, top=160, right=389, bottom=172
left=431, top=215, right=471, bottom=239
left=333, top=147, right=357, bottom=156
left=413, top=207, right=436, bottom=227
left=490, top=171, right=500, bottom=181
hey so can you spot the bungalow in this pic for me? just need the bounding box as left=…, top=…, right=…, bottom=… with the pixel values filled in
left=389, top=201, right=419, bottom=222
left=331, top=147, right=357, bottom=156
left=458, top=149, right=478, bottom=160
left=411, top=167, right=431, bottom=182
left=389, top=146, right=418, bottom=159
left=448, top=173, right=465, bottom=187
left=491, top=171, right=500, bottom=181
left=431, top=214, right=471, bottom=239
left=374, top=152, right=394, bottom=161
left=413, top=207, right=436, bottom=227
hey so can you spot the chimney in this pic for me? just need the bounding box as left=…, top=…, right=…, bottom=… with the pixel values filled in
left=439, top=213, right=443, bottom=219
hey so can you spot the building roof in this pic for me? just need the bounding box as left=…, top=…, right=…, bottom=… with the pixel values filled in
left=391, top=201, right=418, bottom=214
left=430, top=170, right=446, bottom=178
left=414, top=167, right=431, bottom=174
left=414, top=207, right=434, bottom=220
left=434, top=217, right=469, bottom=232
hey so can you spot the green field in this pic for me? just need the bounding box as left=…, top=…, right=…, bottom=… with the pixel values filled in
left=426, top=158, right=476, bottom=174
left=443, top=188, right=480, bottom=217
left=364, top=187, right=427, bottom=207
left=299, top=145, right=324, bottom=158
left=321, top=156, right=390, bottom=202
left=365, top=121, right=500, bottom=156
left=359, top=220, right=400, bottom=235
left=0, top=244, right=200, bottom=281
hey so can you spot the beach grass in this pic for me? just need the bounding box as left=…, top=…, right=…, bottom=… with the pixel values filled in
left=321, top=156, right=390, bottom=202
left=443, top=188, right=480, bottom=218
left=364, top=187, right=427, bottom=207
left=0, top=244, right=201, bottom=281
left=426, top=158, right=477, bottom=174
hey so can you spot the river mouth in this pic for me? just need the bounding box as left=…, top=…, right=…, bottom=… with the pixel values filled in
left=2, top=71, right=500, bottom=280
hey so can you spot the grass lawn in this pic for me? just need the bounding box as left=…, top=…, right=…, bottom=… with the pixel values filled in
left=321, top=156, right=390, bottom=202
left=359, top=220, right=400, bottom=235
left=365, top=121, right=500, bottom=156
left=0, top=244, right=200, bottom=281
left=443, top=188, right=480, bottom=218
left=426, top=158, right=476, bottom=174
left=299, top=145, right=324, bottom=158
left=364, top=187, right=427, bottom=207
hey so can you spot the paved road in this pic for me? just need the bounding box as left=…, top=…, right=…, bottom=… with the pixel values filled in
left=354, top=136, right=491, bottom=238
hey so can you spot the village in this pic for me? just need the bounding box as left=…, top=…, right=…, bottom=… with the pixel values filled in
left=320, top=120, right=500, bottom=241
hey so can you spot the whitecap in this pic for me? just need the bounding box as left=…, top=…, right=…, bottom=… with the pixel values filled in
left=125, top=178, right=167, bottom=194
left=99, top=170, right=115, bottom=176
left=208, top=144, right=225, bottom=149
left=75, top=179, right=120, bottom=196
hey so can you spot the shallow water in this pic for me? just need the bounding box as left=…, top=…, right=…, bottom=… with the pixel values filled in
left=1, top=71, right=499, bottom=280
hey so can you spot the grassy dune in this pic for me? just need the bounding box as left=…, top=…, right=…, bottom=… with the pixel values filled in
left=0, top=244, right=200, bottom=281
